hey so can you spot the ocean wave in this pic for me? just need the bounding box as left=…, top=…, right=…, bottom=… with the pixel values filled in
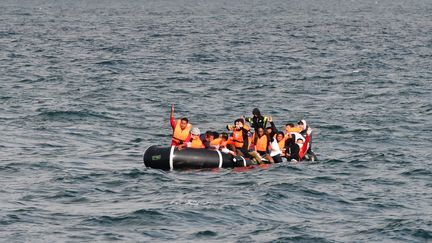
left=1, top=0, right=431, bottom=241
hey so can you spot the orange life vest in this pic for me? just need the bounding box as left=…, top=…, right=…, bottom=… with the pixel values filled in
left=254, top=134, right=268, bottom=152
left=287, top=127, right=302, bottom=133
left=210, top=137, right=222, bottom=147
left=278, top=139, right=285, bottom=151
left=226, top=137, right=235, bottom=146
left=232, top=129, right=244, bottom=148
left=220, top=140, right=228, bottom=148
left=231, top=124, right=250, bottom=148
left=172, top=120, right=192, bottom=143
left=190, top=138, right=204, bottom=148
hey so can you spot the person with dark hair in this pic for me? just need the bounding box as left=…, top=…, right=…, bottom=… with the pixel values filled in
left=297, top=120, right=308, bottom=137
left=265, top=116, right=282, bottom=163
left=208, top=132, right=222, bottom=149
left=285, top=123, right=301, bottom=134
left=244, top=108, right=269, bottom=132
left=251, top=127, right=274, bottom=163
left=276, top=131, right=287, bottom=157
left=227, top=118, right=250, bottom=157
left=214, top=132, right=236, bottom=156
left=265, top=116, right=278, bottom=137
left=285, top=128, right=312, bottom=162
left=170, top=104, right=192, bottom=146
left=225, top=118, right=261, bottom=163
left=200, top=130, right=215, bottom=149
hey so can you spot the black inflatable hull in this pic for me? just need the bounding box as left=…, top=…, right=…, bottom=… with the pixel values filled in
left=143, top=145, right=253, bottom=170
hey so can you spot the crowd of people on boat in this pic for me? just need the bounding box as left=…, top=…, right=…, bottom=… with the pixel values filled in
left=169, top=104, right=316, bottom=164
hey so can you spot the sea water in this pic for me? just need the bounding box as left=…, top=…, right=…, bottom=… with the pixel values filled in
left=1, top=0, right=431, bottom=242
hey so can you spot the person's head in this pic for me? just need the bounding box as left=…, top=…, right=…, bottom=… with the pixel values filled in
left=205, top=131, right=214, bottom=141
left=220, top=132, right=229, bottom=141
left=276, top=131, right=284, bottom=142
left=285, top=123, right=294, bottom=132
left=252, top=108, right=262, bottom=118
left=212, top=131, right=219, bottom=139
left=285, top=123, right=295, bottom=128
left=297, top=120, right=304, bottom=130
left=191, top=127, right=200, bottom=138
left=266, top=126, right=273, bottom=135
left=234, top=119, right=244, bottom=129
left=296, top=137, right=305, bottom=148
left=180, top=117, right=189, bottom=130
left=257, top=127, right=265, bottom=136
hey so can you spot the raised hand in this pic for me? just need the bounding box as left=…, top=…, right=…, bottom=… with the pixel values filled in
left=170, top=104, right=175, bottom=117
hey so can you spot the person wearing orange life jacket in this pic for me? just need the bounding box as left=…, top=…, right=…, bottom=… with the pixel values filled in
left=227, top=119, right=255, bottom=155
left=276, top=131, right=287, bottom=157
left=226, top=118, right=250, bottom=156
left=214, top=132, right=236, bottom=156
left=170, top=104, right=192, bottom=146
left=209, top=132, right=223, bottom=149
left=251, top=127, right=274, bottom=163
left=201, top=131, right=218, bottom=149
left=284, top=123, right=302, bottom=135
left=179, top=127, right=205, bottom=149
left=282, top=123, right=299, bottom=156
left=217, top=132, right=230, bottom=149
left=226, top=118, right=262, bottom=163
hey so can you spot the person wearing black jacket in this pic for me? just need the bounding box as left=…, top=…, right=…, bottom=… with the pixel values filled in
left=244, top=108, right=269, bottom=132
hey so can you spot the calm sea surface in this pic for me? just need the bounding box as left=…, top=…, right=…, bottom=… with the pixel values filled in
left=1, top=0, right=431, bottom=242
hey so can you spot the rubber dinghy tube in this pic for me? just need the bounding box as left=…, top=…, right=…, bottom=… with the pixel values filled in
left=143, top=145, right=253, bottom=170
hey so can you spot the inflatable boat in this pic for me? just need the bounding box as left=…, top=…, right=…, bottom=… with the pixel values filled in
left=143, top=145, right=254, bottom=170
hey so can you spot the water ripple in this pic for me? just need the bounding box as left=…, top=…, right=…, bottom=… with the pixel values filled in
left=1, top=0, right=431, bottom=242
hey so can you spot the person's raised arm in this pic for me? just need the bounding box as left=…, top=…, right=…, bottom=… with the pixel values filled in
left=299, top=128, right=312, bottom=160
left=239, top=119, right=249, bottom=133
left=269, top=116, right=278, bottom=136
left=170, top=104, right=176, bottom=129
left=243, top=115, right=252, bottom=124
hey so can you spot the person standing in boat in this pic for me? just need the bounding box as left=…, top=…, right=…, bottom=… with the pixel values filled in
left=170, top=104, right=192, bottom=146
left=244, top=108, right=269, bottom=132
